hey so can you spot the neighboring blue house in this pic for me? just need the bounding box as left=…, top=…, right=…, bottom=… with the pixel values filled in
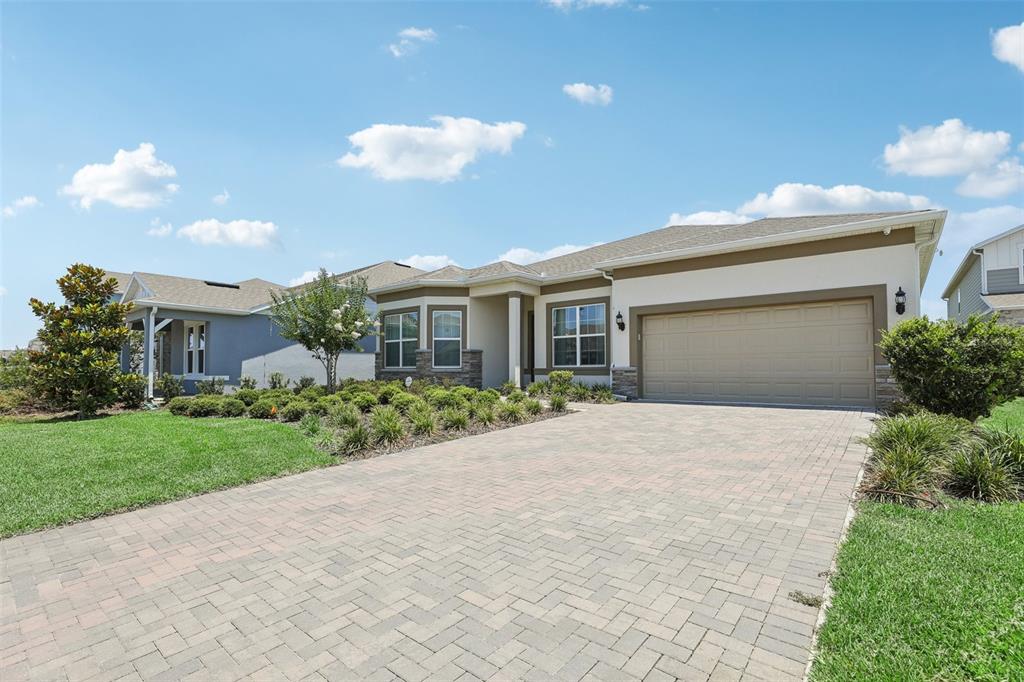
left=109, top=262, right=423, bottom=396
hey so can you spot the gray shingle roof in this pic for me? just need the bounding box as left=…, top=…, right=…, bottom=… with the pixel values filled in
left=101, top=270, right=132, bottom=294
left=983, top=293, right=1024, bottom=310
left=286, top=261, right=426, bottom=294
left=132, top=272, right=288, bottom=311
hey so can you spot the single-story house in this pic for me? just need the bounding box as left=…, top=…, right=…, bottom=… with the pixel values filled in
left=111, top=261, right=422, bottom=396
left=369, top=210, right=947, bottom=409
left=942, top=223, right=1024, bottom=326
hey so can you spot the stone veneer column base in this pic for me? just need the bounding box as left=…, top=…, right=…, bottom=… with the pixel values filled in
left=874, top=363, right=902, bottom=412
left=611, top=367, right=638, bottom=400
left=376, top=349, right=482, bottom=388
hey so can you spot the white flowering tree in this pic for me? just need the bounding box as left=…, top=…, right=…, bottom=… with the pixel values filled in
left=269, top=269, right=377, bottom=391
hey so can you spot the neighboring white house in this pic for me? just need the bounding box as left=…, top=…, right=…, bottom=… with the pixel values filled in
left=942, top=224, right=1024, bottom=326
left=369, top=210, right=947, bottom=409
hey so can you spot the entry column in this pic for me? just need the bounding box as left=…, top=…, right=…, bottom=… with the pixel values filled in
left=508, top=293, right=521, bottom=388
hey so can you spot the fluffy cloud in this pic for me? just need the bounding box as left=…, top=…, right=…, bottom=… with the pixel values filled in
left=0, top=285, right=7, bottom=297
left=146, top=217, right=172, bottom=238
left=338, top=116, right=526, bottom=182
left=288, top=270, right=322, bottom=287
left=389, top=26, right=437, bottom=58
left=497, top=243, right=598, bottom=265
left=62, top=143, right=179, bottom=209
left=883, top=119, right=1010, bottom=177
left=667, top=210, right=753, bottom=226
left=212, top=189, right=230, bottom=205
left=562, top=82, right=614, bottom=106
left=402, top=254, right=459, bottom=271
left=177, top=219, right=278, bottom=247
left=956, top=157, right=1024, bottom=198
left=737, top=183, right=933, bottom=216
left=992, top=22, right=1024, bottom=72
left=940, top=205, right=1024, bottom=253
left=3, top=195, right=41, bottom=218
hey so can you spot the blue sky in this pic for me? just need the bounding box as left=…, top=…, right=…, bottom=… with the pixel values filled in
left=2, top=1, right=1022, bottom=347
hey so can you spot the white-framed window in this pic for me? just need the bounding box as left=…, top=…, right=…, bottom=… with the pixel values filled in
left=552, top=302, right=606, bottom=367
left=384, top=311, right=418, bottom=368
left=956, top=289, right=962, bottom=314
left=432, top=310, right=462, bottom=368
left=1019, top=247, right=1023, bottom=284
left=184, top=322, right=206, bottom=375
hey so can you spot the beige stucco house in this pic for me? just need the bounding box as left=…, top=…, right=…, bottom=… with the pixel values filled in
left=369, top=210, right=947, bottom=409
left=942, top=224, right=1024, bottom=326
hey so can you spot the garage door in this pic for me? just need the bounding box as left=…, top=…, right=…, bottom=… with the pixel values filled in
left=641, top=298, right=875, bottom=407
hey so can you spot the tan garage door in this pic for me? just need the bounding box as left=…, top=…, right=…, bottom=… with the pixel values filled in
left=641, top=298, right=875, bottom=407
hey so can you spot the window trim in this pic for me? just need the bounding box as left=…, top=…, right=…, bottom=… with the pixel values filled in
left=430, top=309, right=463, bottom=369
left=1019, top=247, right=1023, bottom=285
left=183, top=321, right=207, bottom=377
left=382, top=308, right=419, bottom=369
left=547, top=298, right=609, bottom=369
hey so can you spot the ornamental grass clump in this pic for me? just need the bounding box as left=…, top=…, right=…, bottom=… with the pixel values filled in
left=369, top=405, right=405, bottom=445
left=340, top=422, right=371, bottom=453
left=498, top=400, right=526, bottom=424
left=977, top=427, right=1024, bottom=483
left=349, top=392, right=378, bottom=412
left=440, top=407, right=469, bottom=431
left=865, top=443, right=938, bottom=505
left=524, top=398, right=543, bottom=416
left=327, top=403, right=360, bottom=429
left=299, top=412, right=321, bottom=436
left=474, top=405, right=496, bottom=425
left=549, top=394, right=568, bottom=412
left=945, top=447, right=1019, bottom=503
left=409, top=405, right=437, bottom=436
left=864, top=412, right=974, bottom=465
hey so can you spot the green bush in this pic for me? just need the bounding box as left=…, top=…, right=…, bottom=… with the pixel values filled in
left=978, top=427, right=1024, bottom=483
left=498, top=400, right=526, bottom=423
left=295, top=376, right=317, bottom=393
left=570, top=382, right=591, bottom=402
left=500, top=380, right=518, bottom=396
left=370, top=405, right=405, bottom=445
left=268, top=372, right=289, bottom=390
left=248, top=399, right=277, bottom=419
left=350, top=392, right=378, bottom=412
left=156, top=373, right=184, bottom=400
left=864, top=413, right=974, bottom=465
left=186, top=396, right=222, bottom=417
left=234, top=388, right=260, bottom=406
left=238, top=375, right=258, bottom=390
left=477, top=388, right=501, bottom=405
left=0, top=388, right=33, bottom=414
left=409, top=406, right=437, bottom=436
left=548, top=370, right=574, bottom=388
left=280, top=400, right=311, bottom=422
left=389, top=392, right=422, bottom=414
left=526, top=381, right=548, bottom=397
left=946, top=446, right=1019, bottom=503
left=440, top=407, right=470, bottom=431
left=327, top=403, right=361, bottom=429
left=475, top=405, right=495, bottom=425
left=507, top=389, right=526, bottom=403
left=195, top=377, right=225, bottom=395
left=524, top=398, right=543, bottom=415
left=549, top=394, right=568, bottom=412
left=0, top=348, right=31, bottom=390
left=880, top=315, right=1024, bottom=420
left=341, top=423, right=371, bottom=452
left=218, top=398, right=246, bottom=417
left=298, top=385, right=326, bottom=402
left=592, top=385, right=614, bottom=403
left=451, top=385, right=478, bottom=401
left=865, top=444, right=938, bottom=503
left=117, top=373, right=147, bottom=409
left=299, top=412, right=321, bottom=435
left=167, top=396, right=191, bottom=415
left=376, top=382, right=404, bottom=404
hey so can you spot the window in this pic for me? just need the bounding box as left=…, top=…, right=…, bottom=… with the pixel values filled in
left=552, top=303, right=606, bottom=367
left=184, top=322, right=206, bottom=375
left=956, top=289, right=961, bottom=314
left=384, top=311, right=418, bottom=368
left=432, top=310, right=462, bottom=368
left=1019, top=247, right=1024, bottom=284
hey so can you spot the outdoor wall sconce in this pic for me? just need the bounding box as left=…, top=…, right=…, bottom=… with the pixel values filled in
left=895, top=287, right=907, bottom=315
left=615, top=311, right=625, bottom=331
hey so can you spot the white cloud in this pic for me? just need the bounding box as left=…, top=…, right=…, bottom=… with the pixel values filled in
left=883, top=119, right=1010, bottom=177
left=61, top=143, right=179, bottom=209
left=146, top=217, right=172, bottom=238
left=402, top=254, right=459, bottom=271
left=288, top=270, right=322, bottom=287
left=956, top=157, right=1024, bottom=198
left=737, top=182, right=933, bottom=216
left=992, top=22, right=1024, bottom=72
left=940, top=205, right=1024, bottom=253
left=562, top=82, right=614, bottom=106
left=338, top=116, right=526, bottom=182
left=497, top=243, right=599, bottom=265
left=389, top=26, right=437, bottom=57
left=0, top=285, right=7, bottom=297
left=667, top=210, right=753, bottom=226
left=177, top=219, right=278, bottom=248
left=212, top=189, right=230, bottom=205
left=2, top=195, right=41, bottom=218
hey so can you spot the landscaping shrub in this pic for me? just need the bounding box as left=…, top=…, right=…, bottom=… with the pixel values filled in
left=299, top=412, right=321, bottom=436
left=295, top=376, right=317, bottom=393
left=218, top=398, right=246, bottom=418
left=234, top=388, right=260, bottom=406
left=880, top=315, right=1024, bottom=420
left=167, top=396, right=192, bottom=416
left=978, top=427, right=1024, bottom=483
left=549, top=394, right=568, bottom=412
left=306, top=399, right=329, bottom=416
left=524, top=398, right=543, bottom=415
left=340, top=423, right=371, bottom=452
left=280, top=400, right=311, bottom=422
left=475, top=405, right=495, bottom=425
left=156, top=374, right=184, bottom=400
left=526, top=381, right=548, bottom=397
left=475, top=388, right=501, bottom=406
left=946, top=446, right=1019, bottom=503
left=592, top=385, right=614, bottom=403
left=498, top=401, right=526, bottom=423
left=327, top=403, right=360, bottom=429
left=389, top=392, right=421, bottom=414
left=350, top=392, right=378, bottom=412
left=570, top=382, right=591, bottom=402
left=268, top=372, right=289, bottom=390
left=369, top=406, right=405, bottom=444
left=440, top=407, right=469, bottom=431
left=0, top=348, right=31, bottom=390
left=195, top=377, right=225, bottom=395
left=865, top=444, right=938, bottom=504
left=507, top=389, right=526, bottom=403
left=548, top=370, right=574, bottom=389
left=0, top=388, right=33, bottom=414
left=409, top=405, right=437, bottom=436
left=186, top=396, right=222, bottom=417
left=238, top=375, right=258, bottom=390
left=376, top=382, right=404, bottom=404
left=248, top=399, right=277, bottom=420
left=451, top=385, right=478, bottom=401
left=298, top=385, right=326, bottom=402
left=500, top=380, right=518, bottom=396
left=260, top=389, right=293, bottom=408
left=315, top=431, right=335, bottom=451
left=117, top=373, right=147, bottom=408
left=864, top=412, right=974, bottom=465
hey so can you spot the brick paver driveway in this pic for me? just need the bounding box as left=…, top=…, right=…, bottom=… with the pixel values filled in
left=2, top=403, right=872, bottom=682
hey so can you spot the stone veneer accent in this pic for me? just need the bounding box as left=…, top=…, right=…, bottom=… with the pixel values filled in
left=377, top=349, right=483, bottom=388
left=874, top=363, right=902, bottom=411
left=611, top=366, right=638, bottom=400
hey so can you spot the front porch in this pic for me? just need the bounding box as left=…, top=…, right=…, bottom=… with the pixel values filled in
left=126, top=307, right=226, bottom=397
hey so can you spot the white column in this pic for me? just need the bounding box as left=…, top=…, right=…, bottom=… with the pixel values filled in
left=508, top=294, right=521, bottom=388
left=143, top=307, right=156, bottom=399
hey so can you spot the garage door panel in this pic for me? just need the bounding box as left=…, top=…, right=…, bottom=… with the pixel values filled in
left=642, top=298, right=874, bottom=407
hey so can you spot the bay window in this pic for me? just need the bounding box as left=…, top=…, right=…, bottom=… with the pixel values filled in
left=384, top=311, right=418, bottom=368
left=552, top=302, right=606, bottom=367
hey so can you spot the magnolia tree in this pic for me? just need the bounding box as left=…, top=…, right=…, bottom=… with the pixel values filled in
left=269, top=269, right=377, bottom=391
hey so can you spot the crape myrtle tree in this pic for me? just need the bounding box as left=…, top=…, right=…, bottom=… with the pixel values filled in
left=29, top=264, right=133, bottom=417
left=269, top=269, right=377, bottom=391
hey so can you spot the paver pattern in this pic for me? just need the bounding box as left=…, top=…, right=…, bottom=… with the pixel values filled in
left=1, top=403, right=871, bottom=681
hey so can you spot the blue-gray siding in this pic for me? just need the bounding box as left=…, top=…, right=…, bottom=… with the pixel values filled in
left=947, top=257, right=987, bottom=322
left=987, top=267, right=1024, bottom=294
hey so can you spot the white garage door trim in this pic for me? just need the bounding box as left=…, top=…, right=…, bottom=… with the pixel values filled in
left=640, top=297, right=876, bottom=408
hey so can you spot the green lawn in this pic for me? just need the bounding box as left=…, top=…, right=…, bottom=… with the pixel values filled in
left=982, top=396, right=1024, bottom=432
left=0, top=411, right=332, bottom=538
